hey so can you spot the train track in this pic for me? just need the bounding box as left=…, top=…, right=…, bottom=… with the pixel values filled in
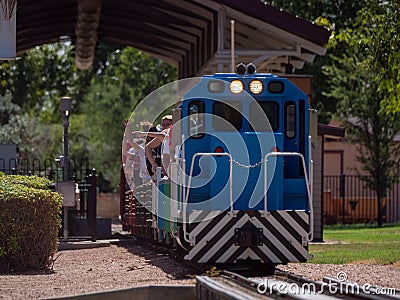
left=196, top=269, right=400, bottom=300
left=115, top=234, right=399, bottom=300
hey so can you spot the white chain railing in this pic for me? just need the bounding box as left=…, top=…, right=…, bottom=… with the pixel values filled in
left=231, top=158, right=264, bottom=169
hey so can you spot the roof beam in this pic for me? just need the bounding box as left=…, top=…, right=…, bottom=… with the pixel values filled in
left=75, top=0, right=102, bottom=70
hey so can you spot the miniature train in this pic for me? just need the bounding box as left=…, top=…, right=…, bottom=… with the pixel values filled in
left=121, top=63, right=315, bottom=268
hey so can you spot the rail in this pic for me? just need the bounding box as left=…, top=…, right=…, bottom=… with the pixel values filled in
left=196, top=270, right=400, bottom=300
left=263, top=151, right=313, bottom=242
left=183, top=152, right=233, bottom=245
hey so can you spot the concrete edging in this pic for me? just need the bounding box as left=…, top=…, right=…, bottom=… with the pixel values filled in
left=44, top=285, right=196, bottom=300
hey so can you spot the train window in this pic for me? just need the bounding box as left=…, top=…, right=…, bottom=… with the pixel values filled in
left=188, top=101, right=205, bottom=138
left=285, top=102, right=296, bottom=138
left=249, top=101, right=279, bottom=132
left=212, top=101, right=242, bottom=131
left=208, top=80, right=225, bottom=93
left=268, top=81, right=284, bottom=94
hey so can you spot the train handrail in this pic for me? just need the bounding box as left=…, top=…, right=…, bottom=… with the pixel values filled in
left=183, top=152, right=233, bottom=245
left=263, top=151, right=314, bottom=242
left=308, top=135, right=313, bottom=184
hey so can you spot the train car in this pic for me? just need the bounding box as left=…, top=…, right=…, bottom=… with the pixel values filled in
left=121, top=63, right=315, bottom=269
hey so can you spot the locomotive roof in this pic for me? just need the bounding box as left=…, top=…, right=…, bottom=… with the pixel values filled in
left=207, top=73, right=277, bottom=79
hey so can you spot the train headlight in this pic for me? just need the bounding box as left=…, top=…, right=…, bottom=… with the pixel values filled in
left=249, top=80, right=263, bottom=94
left=230, top=80, right=244, bottom=94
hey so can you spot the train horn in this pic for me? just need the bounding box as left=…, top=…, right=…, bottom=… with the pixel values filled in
left=246, top=63, right=256, bottom=75
left=235, top=63, right=246, bottom=76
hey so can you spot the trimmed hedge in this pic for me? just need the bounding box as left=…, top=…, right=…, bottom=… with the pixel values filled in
left=0, top=172, right=62, bottom=271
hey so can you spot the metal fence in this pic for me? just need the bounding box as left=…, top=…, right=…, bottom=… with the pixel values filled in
left=324, top=175, right=400, bottom=224
left=0, top=157, right=91, bottom=182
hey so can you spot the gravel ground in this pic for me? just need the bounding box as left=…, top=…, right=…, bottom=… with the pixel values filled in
left=0, top=234, right=398, bottom=299
left=279, top=262, right=400, bottom=289
left=0, top=241, right=196, bottom=300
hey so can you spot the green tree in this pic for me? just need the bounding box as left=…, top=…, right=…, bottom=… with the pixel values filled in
left=1, top=43, right=75, bottom=121
left=0, top=94, right=62, bottom=162
left=323, top=1, right=400, bottom=226
left=1, top=43, right=176, bottom=189
left=81, top=47, right=176, bottom=190
left=370, top=2, right=400, bottom=114
left=264, top=0, right=366, bottom=123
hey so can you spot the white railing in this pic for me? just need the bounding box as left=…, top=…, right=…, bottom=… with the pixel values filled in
left=181, top=136, right=314, bottom=244
left=263, top=151, right=313, bottom=242
left=182, top=152, right=233, bottom=245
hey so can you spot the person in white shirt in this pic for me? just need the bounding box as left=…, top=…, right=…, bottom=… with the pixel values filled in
left=133, top=115, right=173, bottom=177
left=122, top=121, right=153, bottom=187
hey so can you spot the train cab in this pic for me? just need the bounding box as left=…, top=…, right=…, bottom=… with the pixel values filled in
left=166, top=64, right=315, bottom=265
left=175, top=64, right=312, bottom=213
left=122, top=63, right=316, bottom=267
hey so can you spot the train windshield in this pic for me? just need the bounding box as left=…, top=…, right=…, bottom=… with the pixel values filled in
left=249, top=101, right=279, bottom=132
left=188, top=100, right=205, bottom=138
left=212, top=101, right=242, bottom=131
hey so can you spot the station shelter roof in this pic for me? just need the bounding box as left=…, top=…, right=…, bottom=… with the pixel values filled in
left=15, top=0, right=330, bottom=78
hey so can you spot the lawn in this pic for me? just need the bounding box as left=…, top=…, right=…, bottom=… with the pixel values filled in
left=309, top=223, right=400, bottom=265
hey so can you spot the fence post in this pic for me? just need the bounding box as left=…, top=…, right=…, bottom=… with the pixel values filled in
left=87, top=169, right=97, bottom=242
left=340, top=174, right=346, bottom=224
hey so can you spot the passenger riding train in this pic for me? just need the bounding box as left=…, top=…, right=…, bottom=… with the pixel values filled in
left=121, top=63, right=316, bottom=269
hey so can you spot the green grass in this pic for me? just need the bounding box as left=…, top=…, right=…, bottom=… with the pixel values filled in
left=309, top=224, right=400, bottom=265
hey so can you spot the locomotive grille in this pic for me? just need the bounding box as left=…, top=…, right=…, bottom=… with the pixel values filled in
left=185, top=210, right=311, bottom=264
left=234, top=227, right=263, bottom=247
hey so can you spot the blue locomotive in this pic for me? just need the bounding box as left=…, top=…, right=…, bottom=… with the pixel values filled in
left=121, top=63, right=315, bottom=268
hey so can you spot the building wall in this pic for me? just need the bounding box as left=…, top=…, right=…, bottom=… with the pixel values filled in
left=324, top=139, right=365, bottom=176
left=281, top=75, right=312, bottom=103
left=323, top=138, right=400, bottom=223
left=97, top=193, right=120, bottom=221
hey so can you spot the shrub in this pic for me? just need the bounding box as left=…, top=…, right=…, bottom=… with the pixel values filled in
left=0, top=174, right=62, bottom=271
